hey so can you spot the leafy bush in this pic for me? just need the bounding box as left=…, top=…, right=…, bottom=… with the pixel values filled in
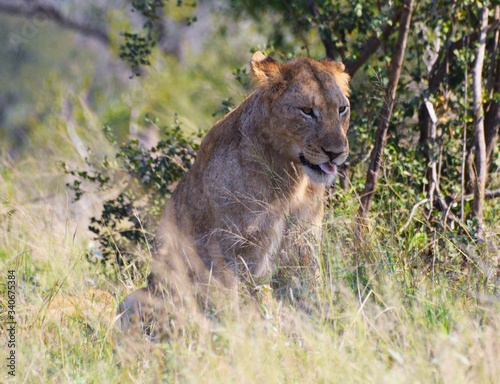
left=120, top=0, right=166, bottom=76
left=62, top=115, right=201, bottom=280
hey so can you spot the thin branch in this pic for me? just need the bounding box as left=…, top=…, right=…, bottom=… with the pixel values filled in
left=0, top=1, right=109, bottom=45
left=358, top=0, right=414, bottom=218
left=345, top=7, right=402, bottom=76
left=398, top=187, right=500, bottom=233
left=399, top=198, right=429, bottom=233
left=452, top=188, right=500, bottom=201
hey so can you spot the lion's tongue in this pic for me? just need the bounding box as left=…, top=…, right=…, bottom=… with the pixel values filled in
left=319, top=162, right=337, bottom=175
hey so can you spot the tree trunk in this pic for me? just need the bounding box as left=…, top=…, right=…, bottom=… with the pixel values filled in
left=485, top=7, right=500, bottom=166
left=358, top=0, right=414, bottom=218
left=465, top=7, right=500, bottom=196
left=472, top=5, right=489, bottom=225
left=418, top=17, right=500, bottom=146
left=485, top=58, right=500, bottom=164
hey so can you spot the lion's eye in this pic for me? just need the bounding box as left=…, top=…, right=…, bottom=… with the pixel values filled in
left=301, top=107, right=314, bottom=117
left=339, top=106, right=348, bottom=115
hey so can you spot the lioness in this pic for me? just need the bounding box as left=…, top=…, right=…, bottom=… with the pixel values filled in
left=118, top=52, right=350, bottom=330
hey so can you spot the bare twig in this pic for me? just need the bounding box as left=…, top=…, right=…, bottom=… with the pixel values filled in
left=399, top=198, right=429, bottom=233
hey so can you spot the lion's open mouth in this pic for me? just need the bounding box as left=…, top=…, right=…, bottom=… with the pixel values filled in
left=299, top=154, right=337, bottom=176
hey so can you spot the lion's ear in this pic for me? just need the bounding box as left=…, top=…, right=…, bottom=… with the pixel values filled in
left=251, top=51, right=283, bottom=85
left=320, top=58, right=350, bottom=97
left=320, top=58, right=345, bottom=72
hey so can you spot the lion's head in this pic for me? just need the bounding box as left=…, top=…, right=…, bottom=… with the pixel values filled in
left=251, top=51, right=350, bottom=184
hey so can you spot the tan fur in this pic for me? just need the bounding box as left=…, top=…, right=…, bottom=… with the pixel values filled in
left=118, top=52, right=351, bottom=331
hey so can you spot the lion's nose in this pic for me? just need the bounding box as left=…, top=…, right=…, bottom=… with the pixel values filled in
left=321, top=147, right=344, bottom=162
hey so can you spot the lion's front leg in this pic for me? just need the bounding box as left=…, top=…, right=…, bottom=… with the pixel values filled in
left=279, top=215, right=322, bottom=266
left=270, top=215, right=323, bottom=299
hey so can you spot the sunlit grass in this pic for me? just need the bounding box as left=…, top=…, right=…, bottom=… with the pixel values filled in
left=1, top=152, right=499, bottom=383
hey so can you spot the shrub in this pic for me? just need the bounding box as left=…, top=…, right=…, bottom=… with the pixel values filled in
left=62, top=115, right=201, bottom=280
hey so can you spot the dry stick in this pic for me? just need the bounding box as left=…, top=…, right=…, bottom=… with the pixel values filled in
left=472, top=5, right=489, bottom=227
left=358, top=0, right=414, bottom=220
left=399, top=198, right=430, bottom=234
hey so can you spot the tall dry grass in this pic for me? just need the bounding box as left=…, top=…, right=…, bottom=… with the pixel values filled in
left=1, top=127, right=500, bottom=383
